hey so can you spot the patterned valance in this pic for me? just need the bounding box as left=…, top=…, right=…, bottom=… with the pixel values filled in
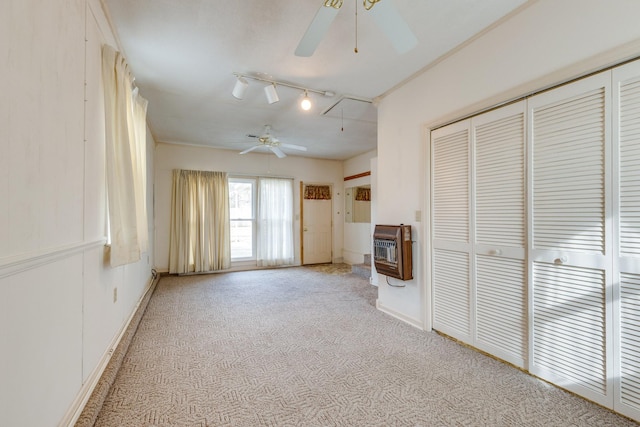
left=304, top=185, right=332, bottom=200
left=355, top=187, right=371, bottom=202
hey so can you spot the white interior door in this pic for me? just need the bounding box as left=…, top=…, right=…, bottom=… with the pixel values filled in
left=302, top=193, right=332, bottom=265
left=431, top=120, right=473, bottom=343
left=528, top=71, right=613, bottom=407
left=431, top=102, right=527, bottom=367
left=613, top=60, right=640, bottom=420
left=472, top=102, right=527, bottom=368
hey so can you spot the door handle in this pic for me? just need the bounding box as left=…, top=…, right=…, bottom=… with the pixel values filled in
left=304, top=228, right=308, bottom=232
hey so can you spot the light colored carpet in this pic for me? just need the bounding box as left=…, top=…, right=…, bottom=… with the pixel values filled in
left=302, top=263, right=353, bottom=275
left=76, top=276, right=158, bottom=427
left=93, top=267, right=636, bottom=426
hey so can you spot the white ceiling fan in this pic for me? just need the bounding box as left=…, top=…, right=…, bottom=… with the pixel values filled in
left=295, top=0, right=417, bottom=57
left=240, top=125, right=308, bottom=158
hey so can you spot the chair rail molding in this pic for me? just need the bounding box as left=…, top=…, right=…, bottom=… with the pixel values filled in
left=0, top=239, right=107, bottom=279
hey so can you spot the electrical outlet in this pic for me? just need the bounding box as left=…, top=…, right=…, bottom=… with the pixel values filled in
left=415, top=210, right=422, bottom=222
left=113, top=287, right=118, bottom=303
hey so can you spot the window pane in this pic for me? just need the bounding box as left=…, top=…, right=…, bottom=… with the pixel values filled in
left=230, top=220, right=253, bottom=258
left=229, top=182, right=253, bottom=219
left=229, top=178, right=256, bottom=260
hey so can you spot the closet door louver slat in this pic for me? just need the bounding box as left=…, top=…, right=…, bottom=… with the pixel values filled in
left=532, top=88, right=606, bottom=254
left=620, top=273, right=640, bottom=410
left=532, top=263, right=607, bottom=394
left=619, top=77, right=640, bottom=258
left=475, top=114, right=525, bottom=247
left=476, top=255, right=526, bottom=364
left=433, top=249, right=471, bottom=339
left=433, top=128, right=470, bottom=243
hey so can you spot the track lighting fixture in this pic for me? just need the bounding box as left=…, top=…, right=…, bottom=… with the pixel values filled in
left=232, top=76, right=248, bottom=99
left=301, top=90, right=312, bottom=111
left=231, top=72, right=334, bottom=109
left=264, top=83, right=280, bottom=104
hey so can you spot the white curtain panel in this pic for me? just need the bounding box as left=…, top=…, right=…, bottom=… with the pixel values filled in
left=169, top=170, right=231, bottom=274
left=257, top=178, right=294, bottom=267
left=102, top=45, right=148, bottom=267
left=129, top=88, right=149, bottom=252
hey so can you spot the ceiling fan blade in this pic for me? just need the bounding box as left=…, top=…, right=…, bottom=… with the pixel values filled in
left=368, top=0, right=417, bottom=54
left=239, top=145, right=260, bottom=155
left=295, top=4, right=340, bottom=57
left=246, top=134, right=259, bottom=139
left=280, top=143, right=308, bottom=152
left=270, top=146, right=287, bottom=158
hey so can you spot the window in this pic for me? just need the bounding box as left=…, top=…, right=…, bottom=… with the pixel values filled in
left=228, top=176, right=294, bottom=265
left=256, top=177, right=294, bottom=266
left=229, top=178, right=256, bottom=260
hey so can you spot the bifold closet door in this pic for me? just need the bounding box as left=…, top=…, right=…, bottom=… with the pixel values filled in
left=472, top=103, right=527, bottom=368
left=431, top=102, right=527, bottom=365
left=613, top=61, right=640, bottom=420
left=528, top=72, right=613, bottom=407
left=432, top=120, right=472, bottom=343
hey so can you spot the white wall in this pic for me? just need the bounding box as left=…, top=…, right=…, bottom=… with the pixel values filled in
left=0, top=1, right=155, bottom=425
left=343, top=150, right=376, bottom=265
left=376, top=0, right=640, bottom=329
left=154, top=142, right=344, bottom=271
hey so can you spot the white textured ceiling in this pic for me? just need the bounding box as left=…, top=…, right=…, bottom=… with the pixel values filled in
left=104, top=0, right=529, bottom=160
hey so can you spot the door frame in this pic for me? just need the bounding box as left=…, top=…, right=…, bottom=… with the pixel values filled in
left=300, top=181, right=333, bottom=265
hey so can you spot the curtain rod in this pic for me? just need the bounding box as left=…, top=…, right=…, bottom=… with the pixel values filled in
left=229, top=173, right=294, bottom=181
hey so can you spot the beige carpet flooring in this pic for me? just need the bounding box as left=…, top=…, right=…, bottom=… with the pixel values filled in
left=93, top=266, right=637, bottom=426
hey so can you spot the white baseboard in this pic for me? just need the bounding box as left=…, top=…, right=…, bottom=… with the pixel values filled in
left=60, top=274, right=159, bottom=427
left=376, top=299, right=424, bottom=330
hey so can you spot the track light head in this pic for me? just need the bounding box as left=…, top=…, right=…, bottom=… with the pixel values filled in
left=301, top=90, right=312, bottom=111
left=264, top=83, right=280, bottom=104
left=232, top=76, right=248, bottom=99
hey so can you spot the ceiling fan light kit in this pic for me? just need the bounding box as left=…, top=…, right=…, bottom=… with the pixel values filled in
left=240, top=125, right=309, bottom=158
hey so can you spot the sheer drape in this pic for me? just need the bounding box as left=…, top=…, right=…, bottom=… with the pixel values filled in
left=169, top=170, right=231, bottom=274
left=257, top=178, right=294, bottom=267
left=102, top=44, right=148, bottom=266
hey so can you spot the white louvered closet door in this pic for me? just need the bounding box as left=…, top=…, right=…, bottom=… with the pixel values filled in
left=613, top=61, right=640, bottom=420
left=472, top=102, right=527, bottom=368
left=528, top=72, right=613, bottom=407
left=432, top=120, right=472, bottom=342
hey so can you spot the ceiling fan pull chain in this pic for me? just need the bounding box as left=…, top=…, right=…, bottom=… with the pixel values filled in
left=354, top=0, right=358, bottom=53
